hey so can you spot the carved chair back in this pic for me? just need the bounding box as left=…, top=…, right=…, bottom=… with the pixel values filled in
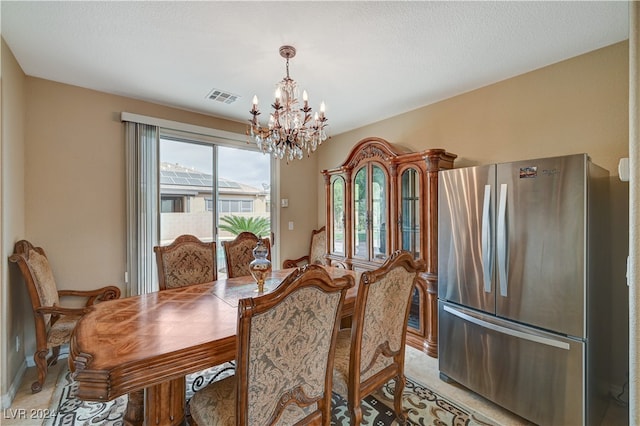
left=189, top=265, right=353, bottom=426
left=332, top=250, right=425, bottom=424
left=309, top=227, right=328, bottom=265
left=154, top=234, right=217, bottom=290
left=11, top=240, right=60, bottom=327
left=282, top=226, right=327, bottom=269
left=9, top=239, right=120, bottom=393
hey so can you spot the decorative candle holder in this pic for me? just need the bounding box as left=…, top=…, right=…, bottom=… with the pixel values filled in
left=249, top=239, right=272, bottom=292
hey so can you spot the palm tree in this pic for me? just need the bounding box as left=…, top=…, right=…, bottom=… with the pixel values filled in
left=219, top=215, right=270, bottom=237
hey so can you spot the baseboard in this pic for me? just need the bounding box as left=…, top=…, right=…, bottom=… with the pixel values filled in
left=1, top=360, right=27, bottom=410
left=609, top=383, right=629, bottom=406
left=1, top=346, right=70, bottom=409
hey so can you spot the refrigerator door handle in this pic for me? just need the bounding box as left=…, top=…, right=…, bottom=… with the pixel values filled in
left=497, top=183, right=508, bottom=297
left=443, top=305, right=570, bottom=350
left=481, top=185, right=492, bottom=293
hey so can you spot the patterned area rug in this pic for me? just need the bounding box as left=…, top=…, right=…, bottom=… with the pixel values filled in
left=45, top=363, right=498, bottom=425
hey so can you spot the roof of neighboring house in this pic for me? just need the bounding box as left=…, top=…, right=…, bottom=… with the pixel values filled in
left=160, top=162, right=266, bottom=195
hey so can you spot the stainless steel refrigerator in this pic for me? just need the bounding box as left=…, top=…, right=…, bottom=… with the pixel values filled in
left=438, top=154, right=612, bottom=426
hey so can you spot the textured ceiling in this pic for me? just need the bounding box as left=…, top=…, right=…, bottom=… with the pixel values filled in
left=1, top=1, right=630, bottom=136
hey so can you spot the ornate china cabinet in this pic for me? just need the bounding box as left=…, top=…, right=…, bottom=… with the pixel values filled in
left=322, top=137, right=456, bottom=357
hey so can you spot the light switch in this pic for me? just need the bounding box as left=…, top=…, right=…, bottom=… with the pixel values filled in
left=619, top=158, right=630, bottom=182
left=288, top=221, right=294, bottom=230
left=281, top=198, right=289, bottom=208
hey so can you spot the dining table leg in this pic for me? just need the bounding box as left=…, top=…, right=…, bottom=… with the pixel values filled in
left=124, top=389, right=144, bottom=426
left=145, top=377, right=186, bottom=426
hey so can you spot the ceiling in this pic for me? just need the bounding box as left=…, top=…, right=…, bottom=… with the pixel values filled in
left=1, top=1, right=630, bottom=136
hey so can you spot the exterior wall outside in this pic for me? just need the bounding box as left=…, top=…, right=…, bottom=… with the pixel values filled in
left=160, top=213, right=214, bottom=244
left=159, top=161, right=271, bottom=244
left=160, top=209, right=270, bottom=243
left=159, top=183, right=270, bottom=243
left=160, top=212, right=270, bottom=243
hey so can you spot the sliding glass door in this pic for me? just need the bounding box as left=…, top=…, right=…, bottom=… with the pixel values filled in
left=159, top=135, right=272, bottom=279
left=159, top=139, right=215, bottom=244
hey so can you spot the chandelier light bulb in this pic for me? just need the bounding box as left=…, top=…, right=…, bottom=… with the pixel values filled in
left=247, top=45, right=329, bottom=162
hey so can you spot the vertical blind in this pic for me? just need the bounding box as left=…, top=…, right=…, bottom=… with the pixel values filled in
left=125, top=121, right=159, bottom=296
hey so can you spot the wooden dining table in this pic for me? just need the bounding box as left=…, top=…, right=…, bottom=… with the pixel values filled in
left=69, top=266, right=357, bottom=426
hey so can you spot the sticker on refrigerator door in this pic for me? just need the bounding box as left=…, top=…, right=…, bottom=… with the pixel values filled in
left=519, top=166, right=537, bottom=178
left=541, top=168, right=560, bottom=177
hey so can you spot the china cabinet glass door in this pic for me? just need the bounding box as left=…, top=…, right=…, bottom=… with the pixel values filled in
left=331, top=177, right=345, bottom=255
left=400, top=167, right=420, bottom=259
left=352, top=164, right=388, bottom=262
left=401, top=167, right=422, bottom=333
left=371, top=165, right=387, bottom=260
left=408, top=288, right=423, bottom=332
left=353, top=168, right=368, bottom=259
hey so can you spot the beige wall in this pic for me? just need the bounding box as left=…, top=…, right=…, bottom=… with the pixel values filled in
left=22, top=78, right=315, bottom=282
left=1, top=38, right=29, bottom=403
left=318, top=41, right=630, bottom=392
left=23, top=78, right=250, bottom=295
left=277, top=156, right=320, bottom=265
left=318, top=41, right=628, bottom=181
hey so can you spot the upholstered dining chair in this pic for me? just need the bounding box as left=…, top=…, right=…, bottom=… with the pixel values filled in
left=188, top=264, right=354, bottom=426
left=153, top=234, right=217, bottom=290
left=332, top=250, right=425, bottom=424
left=282, top=226, right=327, bottom=269
left=8, top=240, right=121, bottom=393
left=222, top=231, right=271, bottom=278
left=116, top=235, right=221, bottom=425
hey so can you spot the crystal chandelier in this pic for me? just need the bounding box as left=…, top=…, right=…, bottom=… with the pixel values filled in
left=248, top=45, right=328, bottom=162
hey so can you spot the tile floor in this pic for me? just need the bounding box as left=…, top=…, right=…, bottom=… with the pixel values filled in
left=405, top=347, right=629, bottom=426
left=3, top=346, right=630, bottom=425
left=3, top=360, right=66, bottom=425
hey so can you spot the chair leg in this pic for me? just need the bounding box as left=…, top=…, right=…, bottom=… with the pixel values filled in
left=394, top=375, right=407, bottom=424
left=31, top=349, right=49, bottom=393
left=348, top=400, right=363, bottom=426
left=48, top=345, right=61, bottom=366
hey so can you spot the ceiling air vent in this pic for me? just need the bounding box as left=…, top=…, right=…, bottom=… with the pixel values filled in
left=207, top=89, right=240, bottom=105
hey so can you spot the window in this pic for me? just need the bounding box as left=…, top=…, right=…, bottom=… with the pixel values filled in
left=218, top=199, right=254, bottom=213
left=161, top=196, right=185, bottom=213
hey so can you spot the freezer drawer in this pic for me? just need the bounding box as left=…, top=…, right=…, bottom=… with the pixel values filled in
left=438, top=301, right=587, bottom=426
